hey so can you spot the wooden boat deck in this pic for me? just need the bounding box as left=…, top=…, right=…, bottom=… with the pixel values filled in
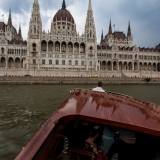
left=15, top=89, right=160, bottom=160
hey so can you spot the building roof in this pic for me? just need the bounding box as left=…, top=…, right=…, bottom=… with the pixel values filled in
left=53, top=0, right=74, bottom=24
left=8, top=39, right=27, bottom=45
left=0, top=22, right=6, bottom=31
left=113, top=31, right=127, bottom=40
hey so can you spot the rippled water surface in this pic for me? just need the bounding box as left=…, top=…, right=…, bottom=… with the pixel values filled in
left=0, top=84, right=160, bottom=160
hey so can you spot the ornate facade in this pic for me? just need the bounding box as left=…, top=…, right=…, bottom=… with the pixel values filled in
left=0, top=0, right=160, bottom=77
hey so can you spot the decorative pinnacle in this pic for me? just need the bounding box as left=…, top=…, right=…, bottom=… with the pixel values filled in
left=62, top=0, right=66, bottom=10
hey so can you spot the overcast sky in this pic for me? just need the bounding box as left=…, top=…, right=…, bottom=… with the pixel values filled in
left=0, top=0, right=160, bottom=48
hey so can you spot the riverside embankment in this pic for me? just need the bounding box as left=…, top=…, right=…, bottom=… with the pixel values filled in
left=0, top=76, right=160, bottom=84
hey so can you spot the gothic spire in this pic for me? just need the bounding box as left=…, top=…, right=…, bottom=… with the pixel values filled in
left=85, top=0, right=96, bottom=39
left=18, top=23, right=22, bottom=38
left=108, top=19, right=112, bottom=35
left=88, top=0, right=92, bottom=11
left=62, top=0, right=66, bottom=10
left=28, top=0, right=42, bottom=37
left=101, top=29, right=103, bottom=44
left=34, top=0, right=38, bottom=4
left=7, top=8, right=12, bottom=27
left=127, top=21, right=131, bottom=37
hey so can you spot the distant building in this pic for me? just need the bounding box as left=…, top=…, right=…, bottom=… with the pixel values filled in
left=0, top=0, right=160, bottom=77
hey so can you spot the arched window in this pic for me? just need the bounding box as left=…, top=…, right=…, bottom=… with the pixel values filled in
left=49, top=59, right=52, bottom=65
left=56, top=60, right=59, bottom=65
left=42, top=59, right=45, bottom=64
left=69, top=60, right=72, bottom=65
left=62, top=60, right=65, bottom=65
left=32, top=43, right=36, bottom=51
left=90, top=31, right=92, bottom=38
left=34, top=25, right=36, bottom=34
left=1, top=48, right=4, bottom=53
left=33, top=59, right=36, bottom=64
left=81, top=61, right=84, bottom=66
left=75, top=60, right=78, bottom=65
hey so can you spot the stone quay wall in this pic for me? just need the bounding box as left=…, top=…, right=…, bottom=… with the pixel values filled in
left=0, top=76, right=160, bottom=84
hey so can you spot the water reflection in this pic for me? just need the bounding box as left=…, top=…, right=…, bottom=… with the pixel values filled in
left=0, top=84, right=160, bottom=160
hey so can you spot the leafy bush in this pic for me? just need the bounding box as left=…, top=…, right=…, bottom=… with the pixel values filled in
left=144, top=77, right=151, bottom=82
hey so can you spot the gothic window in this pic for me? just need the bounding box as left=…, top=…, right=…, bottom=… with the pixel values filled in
left=49, top=59, right=52, bottom=65
left=90, top=61, right=92, bottom=66
left=62, top=46, right=66, bottom=52
left=62, top=60, right=65, bottom=65
left=81, top=61, right=84, bottom=66
left=114, top=53, right=116, bottom=58
left=135, top=54, right=137, bottom=59
left=89, top=46, right=93, bottom=55
left=55, top=42, right=60, bottom=51
left=37, top=30, right=39, bottom=34
left=34, top=26, right=36, bottom=34
left=32, top=43, right=36, bottom=51
left=75, top=60, right=78, bottom=65
left=33, top=59, right=36, bottom=64
left=90, top=31, right=92, bottom=38
left=41, top=41, right=47, bottom=51
left=1, top=48, right=4, bottom=53
left=56, top=60, right=59, bottom=65
left=69, top=60, right=72, bottom=65
left=42, top=59, right=45, bottom=64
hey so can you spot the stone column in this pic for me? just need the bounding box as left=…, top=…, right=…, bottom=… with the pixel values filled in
left=6, top=58, right=8, bottom=69
left=73, top=45, right=74, bottom=55
left=47, top=43, right=48, bottom=52
left=132, top=62, right=134, bottom=71
left=60, top=43, right=61, bottom=53
left=79, top=45, right=80, bottom=54
left=117, top=61, right=119, bottom=71
left=27, top=61, right=29, bottom=69
left=111, top=61, right=113, bottom=71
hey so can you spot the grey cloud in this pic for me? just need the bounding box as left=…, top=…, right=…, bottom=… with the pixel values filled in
left=0, top=0, right=159, bottom=47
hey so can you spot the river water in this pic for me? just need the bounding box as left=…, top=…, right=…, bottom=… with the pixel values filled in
left=0, top=84, right=160, bottom=160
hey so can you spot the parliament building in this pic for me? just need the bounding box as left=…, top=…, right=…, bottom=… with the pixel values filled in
left=0, top=0, right=160, bottom=77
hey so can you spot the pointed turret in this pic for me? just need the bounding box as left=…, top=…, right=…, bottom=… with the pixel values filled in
left=28, top=0, right=42, bottom=38
left=84, top=0, right=97, bottom=71
left=127, top=21, right=131, bottom=37
left=7, top=8, right=12, bottom=27
left=101, top=29, right=103, bottom=44
left=108, top=19, right=112, bottom=35
left=18, top=24, right=22, bottom=38
left=88, top=0, right=92, bottom=11
left=85, top=0, right=96, bottom=39
left=62, top=0, right=66, bottom=10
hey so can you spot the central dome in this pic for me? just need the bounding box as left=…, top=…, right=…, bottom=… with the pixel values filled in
left=53, top=0, right=74, bottom=24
